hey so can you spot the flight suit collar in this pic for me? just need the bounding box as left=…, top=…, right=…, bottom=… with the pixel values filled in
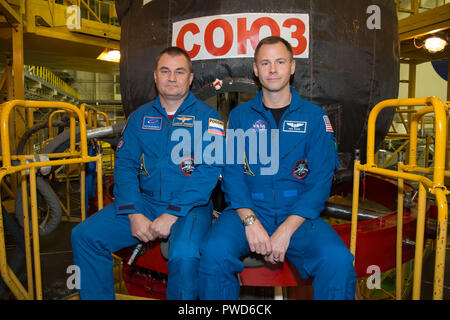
left=250, top=86, right=304, bottom=116
left=151, top=91, right=197, bottom=118
left=251, top=87, right=309, bottom=160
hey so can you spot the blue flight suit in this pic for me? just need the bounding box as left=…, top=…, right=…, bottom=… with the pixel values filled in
left=72, top=91, right=224, bottom=299
left=199, top=87, right=356, bottom=300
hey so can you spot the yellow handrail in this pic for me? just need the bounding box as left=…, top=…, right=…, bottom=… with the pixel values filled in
left=48, top=109, right=69, bottom=140
left=96, top=111, right=111, bottom=126
left=0, top=100, right=103, bottom=300
left=1, top=100, right=89, bottom=167
left=352, top=97, right=448, bottom=300
left=80, top=103, right=111, bottom=128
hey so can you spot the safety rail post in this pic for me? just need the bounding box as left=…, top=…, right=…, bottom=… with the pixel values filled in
left=65, top=164, right=71, bottom=218
left=396, top=152, right=405, bottom=300
left=96, top=156, right=103, bottom=212
left=447, top=111, right=450, bottom=171
left=350, top=150, right=361, bottom=258
left=28, top=166, right=43, bottom=299
left=19, top=159, right=33, bottom=299
left=0, top=170, right=30, bottom=300
left=412, top=182, right=427, bottom=299
left=0, top=100, right=103, bottom=300
left=432, top=187, right=448, bottom=299
left=80, top=162, right=86, bottom=221
left=353, top=97, right=448, bottom=300
left=48, top=110, right=67, bottom=140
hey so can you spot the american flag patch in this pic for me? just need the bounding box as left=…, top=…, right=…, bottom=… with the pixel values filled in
left=323, top=115, right=334, bottom=133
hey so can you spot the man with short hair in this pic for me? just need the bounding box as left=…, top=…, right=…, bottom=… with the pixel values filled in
left=198, top=36, right=356, bottom=300
left=72, top=47, right=224, bottom=299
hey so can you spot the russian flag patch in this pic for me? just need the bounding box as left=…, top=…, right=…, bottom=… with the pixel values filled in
left=208, top=118, right=225, bottom=136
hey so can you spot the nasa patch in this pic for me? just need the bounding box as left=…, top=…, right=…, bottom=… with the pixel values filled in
left=180, top=157, right=195, bottom=176
left=293, top=159, right=309, bottom=179
left=252, top=119, right=267, bottom=131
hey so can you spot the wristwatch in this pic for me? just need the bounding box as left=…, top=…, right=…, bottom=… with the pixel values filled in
left=242, top=214, right=257, bottom=227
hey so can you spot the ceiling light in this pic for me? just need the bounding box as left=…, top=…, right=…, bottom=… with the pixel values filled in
left=97, top=49, right=120, bottom=62
left=424, top=36, right=447, bottom=53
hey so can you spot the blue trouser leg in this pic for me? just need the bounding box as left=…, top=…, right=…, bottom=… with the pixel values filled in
left=199, top=211, right=356, bottom=300
left=199, top=210, right=250, bottom=300
left=286, top=218, right=357, bottom=300
left=72, top=201, right=213, bottom=300
left=166, top=204, right=213, bottom=300
left=71, top=204, right=139, bottom=299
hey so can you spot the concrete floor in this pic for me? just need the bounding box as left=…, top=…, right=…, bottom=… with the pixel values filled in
left=1, top=180, right=449, bottom=300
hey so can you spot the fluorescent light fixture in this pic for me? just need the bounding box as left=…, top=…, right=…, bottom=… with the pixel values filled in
left=424, top=36, right=447, bottom=53
left=97, top=49, right=120, bottom=62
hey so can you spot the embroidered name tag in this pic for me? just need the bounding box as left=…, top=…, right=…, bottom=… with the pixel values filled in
left=173, top=115, right=195, bottom=127
left=282, top=120, right=307, bottom=133
left=142, top=116, right=162, bottom=130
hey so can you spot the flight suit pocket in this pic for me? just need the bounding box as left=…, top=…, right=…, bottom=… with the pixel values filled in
left=282, top=189, right=299, bottom=207
left=250, top=193, right=264, bottom=201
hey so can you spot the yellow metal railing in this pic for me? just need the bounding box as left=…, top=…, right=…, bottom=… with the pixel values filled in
left=351, top=97, right=449, bottom=300
left=76, top=0, right=118, bottom=25
left=396, top=0, right=444, bottom=15
left=43, top=0, right=118, bottom=26
left=81, top=103, right=111, bottom=128
left=381, top=110, right=436, bottom=169
left=47, top=106, right=111, bottom=139
left=0, top=100, right=103, bottom=300
left=47, top=106, right=112, bottom=215
left=47, top=109, right=69, bottom=140
left=24, top=65, right=80, bottom=99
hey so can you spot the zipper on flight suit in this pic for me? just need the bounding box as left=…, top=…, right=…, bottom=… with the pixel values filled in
left=260, top=108, right=279, bottom=226
left=270, top=106, right=294, bottom=226
left=161, top=117, right=172, bottom=201
left=273, top=189, right=277, bottom=225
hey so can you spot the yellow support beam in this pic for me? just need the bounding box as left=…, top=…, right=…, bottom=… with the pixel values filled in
left=398, top=3, right=450, bottom=41
left=0, top=0, right=21, bottom=25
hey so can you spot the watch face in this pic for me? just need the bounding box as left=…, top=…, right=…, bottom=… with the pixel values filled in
left=244, top=214, right=256, bottom=226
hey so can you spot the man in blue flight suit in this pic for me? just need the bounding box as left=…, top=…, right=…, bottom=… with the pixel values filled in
left=198, top=36, right=356, bottom=299
left=71, top=47, right=224, bottom=299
